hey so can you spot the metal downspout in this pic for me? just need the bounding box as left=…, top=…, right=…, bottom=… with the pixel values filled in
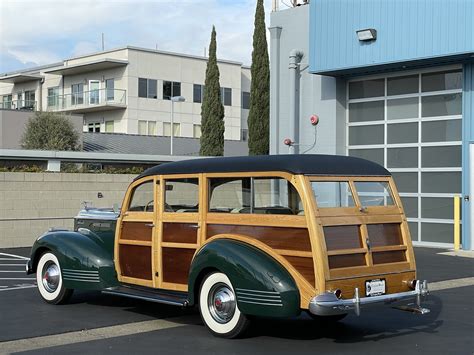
left=289, top=49, right=304, bottom=154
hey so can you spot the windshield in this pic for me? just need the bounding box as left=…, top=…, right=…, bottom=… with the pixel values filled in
left=311, top=180, right=395, bottom=208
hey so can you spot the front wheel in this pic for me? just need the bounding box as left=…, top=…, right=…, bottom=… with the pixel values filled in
left=36, top=252, right=73, bottom=304
left=199, top=272, right=250, bottom=338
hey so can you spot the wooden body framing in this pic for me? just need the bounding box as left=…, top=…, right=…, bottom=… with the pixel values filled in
left=114, top=171, right=417, bottom=309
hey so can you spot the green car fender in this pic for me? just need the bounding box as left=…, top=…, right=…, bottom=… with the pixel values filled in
left=28, top=229, right=119, bottom=290
left=188, top=239, right=301, bottom=318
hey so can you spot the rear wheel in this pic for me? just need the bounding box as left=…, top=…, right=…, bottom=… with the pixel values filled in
left=36, top=252, right=73, bottom=304
left=199, top=272, right=250, bottom=338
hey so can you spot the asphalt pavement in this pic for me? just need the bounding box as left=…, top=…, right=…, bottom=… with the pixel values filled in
left=0, top=247, right=473, bottom=355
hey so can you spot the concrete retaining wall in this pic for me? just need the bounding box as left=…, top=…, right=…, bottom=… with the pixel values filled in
left=0, top=172, right=135, bottom=248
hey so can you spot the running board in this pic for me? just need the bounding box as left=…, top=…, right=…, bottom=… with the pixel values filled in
left=392, top=305, right=430, bottom=314
left=103, top=286, right=189, bottom=307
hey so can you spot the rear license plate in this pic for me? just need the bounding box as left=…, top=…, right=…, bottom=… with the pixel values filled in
left=365, top=279, right=386, bottom=297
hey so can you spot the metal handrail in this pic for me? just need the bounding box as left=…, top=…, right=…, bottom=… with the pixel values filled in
left=0, top=99, right=37, bottom=110
left=47, top=88, right=126, bottom=110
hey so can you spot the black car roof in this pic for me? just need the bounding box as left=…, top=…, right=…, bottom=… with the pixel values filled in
left=135, top=154, right=390, bottom=181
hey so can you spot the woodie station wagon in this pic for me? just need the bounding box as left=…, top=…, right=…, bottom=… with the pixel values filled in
left=27, top=155, right=429, bottom=338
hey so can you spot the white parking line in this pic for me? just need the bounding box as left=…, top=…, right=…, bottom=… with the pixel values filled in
left=0, top=316, right=197, bottom=354
left=0, top=285, right=36, bottom=292
left=0, top=258, right=25, bottom=261
left=0, top=264, right=27, bottom=266
left=0, top=270, right=26, bottom=274
left=0, top=252, right=29, bottom=260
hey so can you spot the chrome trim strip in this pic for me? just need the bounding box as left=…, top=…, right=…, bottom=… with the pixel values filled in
left=63, top=269, right=99, bottom=274
left=239, top=299, right=283, bottom=307
left=235, top=288, right=279, bottom=295
left=62, top=273, right=99, bottom=279
left=63, top=277, right=100, bottom=283
left=62, top=271, right=99, bottom=276
left=237, top=295, right=282, bottom=303
left=62, top=272, right=99, bottom=277
left=236, top=291, right=281, bottom=299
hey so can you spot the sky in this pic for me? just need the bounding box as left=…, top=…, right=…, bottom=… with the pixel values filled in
left=0, top=0, right=273, bottom=74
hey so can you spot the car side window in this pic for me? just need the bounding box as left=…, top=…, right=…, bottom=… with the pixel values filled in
left=128, top=181, right=154, bottom=212
left=208, top=177, right=303, bottom=215
left=164, top=178, right=199, bottom=213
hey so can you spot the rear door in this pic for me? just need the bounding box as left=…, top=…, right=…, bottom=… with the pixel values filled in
left=116, top=177, right=158, bottom=287
left=310, top=176, right=415, bottom=281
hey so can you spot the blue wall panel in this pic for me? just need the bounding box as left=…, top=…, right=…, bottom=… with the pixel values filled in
left=310, top=0, right=474, bottom=75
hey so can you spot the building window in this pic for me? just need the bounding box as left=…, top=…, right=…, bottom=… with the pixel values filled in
left=88, top=122, right=100, bottom=133
left=71, top=83, right=84, bottom=105
left=193, top=84, right=204, bottom=103
left=241, top=129, right=248, bottom=141
left=347, top=69, right=462, bottom=245
left=193, top=124, right=202, bottom=138
left=47, top=87, right=59, bottom=108
left=1, top=94, right=12, bottom=109
left=24, top=90, right=35, bottom=109
left=163, top=81, right=181, bottom=100
left=138, top=120, right=157, bottom=135
left=138, top=78, right=157, bottom=99
left=105, top=121, right=114, bottom=133
left=163, top=122, right=180, bottom=137
left=105, top=79, right=115, bottom=101
left=221, top=87, right=232, bottom=106
left=242, top=91, right=250, bottom=109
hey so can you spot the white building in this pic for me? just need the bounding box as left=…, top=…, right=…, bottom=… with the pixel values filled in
left=0, top=46, right=251, bottom=141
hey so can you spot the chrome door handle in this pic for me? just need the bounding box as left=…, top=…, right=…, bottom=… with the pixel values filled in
left=145, top=223, right=155, bottom=228
left=189, top=224, right=200, bottom=229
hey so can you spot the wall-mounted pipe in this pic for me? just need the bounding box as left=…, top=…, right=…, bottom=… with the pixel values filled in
left=288, top=49, right=304, bottom=154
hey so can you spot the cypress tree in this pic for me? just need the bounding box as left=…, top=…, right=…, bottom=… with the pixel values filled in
left=248, top=0, right=270, bottom=155
left=200, top=26, right=225, bottom=156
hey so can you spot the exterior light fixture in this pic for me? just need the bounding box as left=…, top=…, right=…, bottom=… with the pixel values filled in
left=356, top=28, right=377, bottom=41
left=283, top=138, right=293, bottom=146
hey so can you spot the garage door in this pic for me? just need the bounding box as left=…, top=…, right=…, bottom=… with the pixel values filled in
left=347, top=67, right=462, bottom=246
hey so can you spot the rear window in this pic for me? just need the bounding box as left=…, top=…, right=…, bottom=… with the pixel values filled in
left=311, top=181, right=355, bottom=208
left=355, top=181, right=394, bottom=207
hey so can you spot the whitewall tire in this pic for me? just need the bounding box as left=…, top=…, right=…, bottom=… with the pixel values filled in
left=36, top=252, right=73, bottom=304
left=199, top=272, right=250, bottom=338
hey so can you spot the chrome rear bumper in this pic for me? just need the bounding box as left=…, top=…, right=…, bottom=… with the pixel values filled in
left=309, top=280, right=429, bottom=316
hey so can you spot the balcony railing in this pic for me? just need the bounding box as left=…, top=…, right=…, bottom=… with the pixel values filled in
left=0, top=100, right=37, bottom=111
left=47, top=88, right=126, bottom=112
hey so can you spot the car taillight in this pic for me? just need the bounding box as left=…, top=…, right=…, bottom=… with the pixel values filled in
left=407, top=279, right=417, bottom=290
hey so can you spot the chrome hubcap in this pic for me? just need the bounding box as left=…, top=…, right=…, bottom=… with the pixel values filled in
left=208, top=283, right=236, bottom=324
left=42, top=262, right=60, bottom=293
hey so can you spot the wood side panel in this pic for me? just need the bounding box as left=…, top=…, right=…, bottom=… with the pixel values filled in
left=284, top=256, right=315, bottom=286
left=162, top=223, right=198, bottom=243
left=162, top=247, right=195, bottom=284
left=120, top=221, right=153, bottom=242
left=119, top=245, right=152, bottom=280
left=367, top=223, right=403, bottom=247
left=372, top=250, right=407, bottom=264
left=329, top=262, right=413, bottom=279
left=206, top=224, right=312, bottom=252
left=328, top=254, right=366, bottom=269
left=323, top=225, right=362, bottom=250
